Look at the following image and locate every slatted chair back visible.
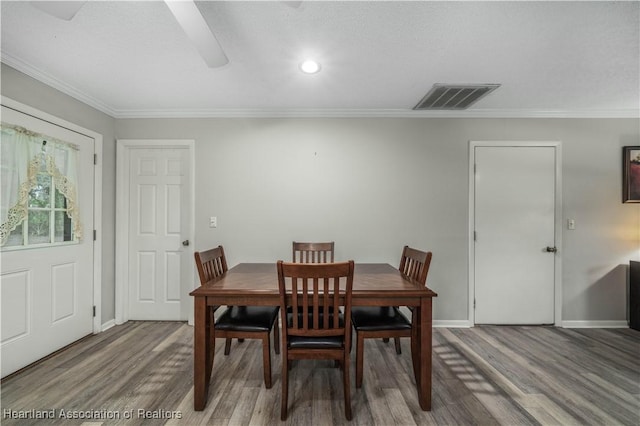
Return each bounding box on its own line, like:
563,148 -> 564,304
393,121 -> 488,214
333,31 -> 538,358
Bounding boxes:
399,245 -> 432,286
194,245 -> 228,284
278,260 -> 353,341
292,241 -> 335,263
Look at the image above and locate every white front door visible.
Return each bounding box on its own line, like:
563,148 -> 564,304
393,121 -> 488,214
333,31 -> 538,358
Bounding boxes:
473,144 -> 558,324
1,105 -> 95,377
122,144 -> 193,321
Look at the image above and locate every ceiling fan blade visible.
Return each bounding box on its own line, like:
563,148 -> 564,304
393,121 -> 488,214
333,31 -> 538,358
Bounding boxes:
164,0 -> 228,68
31,1 -> 87,20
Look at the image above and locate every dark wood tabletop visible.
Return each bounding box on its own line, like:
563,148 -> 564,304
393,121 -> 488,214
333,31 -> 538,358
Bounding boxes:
191,263 -> 436,300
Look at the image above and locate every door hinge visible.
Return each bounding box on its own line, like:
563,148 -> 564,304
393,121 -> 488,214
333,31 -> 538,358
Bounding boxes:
474,163 -> 477,174
93,306 -> 96,317
94,154 -> 97,165
474,299 -> 476,309
93,230 -> 97,241
474,231 -> 477,241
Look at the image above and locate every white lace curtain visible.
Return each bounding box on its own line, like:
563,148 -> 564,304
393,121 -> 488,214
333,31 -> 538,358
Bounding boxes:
0,123 -> 82,246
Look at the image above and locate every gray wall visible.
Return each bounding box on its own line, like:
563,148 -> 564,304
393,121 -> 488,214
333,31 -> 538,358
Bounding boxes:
3,64 -> 639,325
115,117 -> 640,323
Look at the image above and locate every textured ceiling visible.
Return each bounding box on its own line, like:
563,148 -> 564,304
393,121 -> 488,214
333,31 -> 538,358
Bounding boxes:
1,1 -> 639,118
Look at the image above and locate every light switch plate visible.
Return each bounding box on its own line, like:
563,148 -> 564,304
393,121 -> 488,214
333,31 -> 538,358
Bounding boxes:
210,216 -> 217,228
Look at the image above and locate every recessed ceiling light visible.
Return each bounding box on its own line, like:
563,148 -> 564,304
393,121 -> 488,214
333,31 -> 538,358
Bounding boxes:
299,60 -> 321,74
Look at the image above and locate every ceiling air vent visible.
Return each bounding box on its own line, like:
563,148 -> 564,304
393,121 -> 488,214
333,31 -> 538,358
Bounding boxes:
413,84 -> 500,110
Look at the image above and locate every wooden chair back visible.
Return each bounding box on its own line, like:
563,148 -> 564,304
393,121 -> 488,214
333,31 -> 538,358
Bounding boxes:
292,241 -> 335,263
277,260 -> 354,342
399,245 -> 432,285
194,245 -> 228,284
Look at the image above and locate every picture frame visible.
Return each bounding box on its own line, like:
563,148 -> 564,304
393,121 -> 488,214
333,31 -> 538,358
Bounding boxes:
623,146 -> 640,203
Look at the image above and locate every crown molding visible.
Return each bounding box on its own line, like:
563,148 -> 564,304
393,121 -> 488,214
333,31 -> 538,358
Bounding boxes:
1,53 -> 118,117
112,107 -> 640,119
4,56 -> 639,120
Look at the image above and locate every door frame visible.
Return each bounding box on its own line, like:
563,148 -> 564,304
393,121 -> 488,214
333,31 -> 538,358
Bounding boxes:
115,139 -> 195,325
1,96 -> 103,334
468,141 -> 563,327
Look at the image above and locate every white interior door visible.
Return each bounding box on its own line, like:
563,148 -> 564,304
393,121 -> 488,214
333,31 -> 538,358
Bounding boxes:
126,145 -> 192,321
473,145 -> 557,324
1,105 -> 94,377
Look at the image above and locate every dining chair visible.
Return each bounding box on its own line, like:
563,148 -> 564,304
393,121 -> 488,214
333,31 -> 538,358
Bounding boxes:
291,241 -> 336,319
292,241 -> 335,263
277,260 -> 354,421
350,245 -> 432,388
194,245 -> 280,388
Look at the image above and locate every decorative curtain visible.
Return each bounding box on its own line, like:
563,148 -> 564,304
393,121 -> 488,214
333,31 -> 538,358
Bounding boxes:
0,122 -> 82,246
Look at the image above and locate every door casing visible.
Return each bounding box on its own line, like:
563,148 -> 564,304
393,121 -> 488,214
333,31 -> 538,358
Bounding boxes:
468,141 -> 562,327
115,139 -> 195,325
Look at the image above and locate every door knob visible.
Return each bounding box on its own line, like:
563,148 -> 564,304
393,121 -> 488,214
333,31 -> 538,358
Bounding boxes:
545,246 -> 557,253
182,240 -> 190,246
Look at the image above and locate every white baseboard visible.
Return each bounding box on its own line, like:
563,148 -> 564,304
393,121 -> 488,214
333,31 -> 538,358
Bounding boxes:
101,319 -> 116,332
561,320 -> 629,328
433,320 -> 472,328
433,320 -> 629,328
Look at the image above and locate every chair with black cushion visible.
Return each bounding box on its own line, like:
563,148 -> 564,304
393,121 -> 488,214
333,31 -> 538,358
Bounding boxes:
194,246 -> 233,354
277,260 -> 354,421
351,245 -> 432,388
194,246 -> 280,388
292,241 -> 335,263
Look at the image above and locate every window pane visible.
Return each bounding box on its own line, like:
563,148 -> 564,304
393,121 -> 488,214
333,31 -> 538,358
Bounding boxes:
27,210 -> 50,244
28,174 -> 51,208
54,211 -> 73,242
54,188 -> 67,209
5,224 -> 24,247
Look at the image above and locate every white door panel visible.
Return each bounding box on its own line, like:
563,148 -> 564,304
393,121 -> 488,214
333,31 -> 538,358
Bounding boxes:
1,269 -> 30,344
127,147 -> 190,320
474,146 -> 556,324
1,106 -> 94,377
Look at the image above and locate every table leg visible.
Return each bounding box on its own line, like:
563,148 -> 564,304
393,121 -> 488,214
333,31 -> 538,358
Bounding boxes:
194,296 -> 212,410
411,308 -> 419,385
418,296 -> 432,410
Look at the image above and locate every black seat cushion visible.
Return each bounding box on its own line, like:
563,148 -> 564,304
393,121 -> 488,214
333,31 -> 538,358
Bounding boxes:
351,306 -> 411,331
286,311 -> 345,349
215,306 -> 279,332
288,335 -> 344,349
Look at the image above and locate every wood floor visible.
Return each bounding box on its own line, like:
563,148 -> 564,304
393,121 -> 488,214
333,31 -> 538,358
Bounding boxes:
1,321 -> 638,425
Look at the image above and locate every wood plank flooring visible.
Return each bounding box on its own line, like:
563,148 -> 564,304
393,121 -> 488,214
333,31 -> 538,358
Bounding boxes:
1,322 -> 638,425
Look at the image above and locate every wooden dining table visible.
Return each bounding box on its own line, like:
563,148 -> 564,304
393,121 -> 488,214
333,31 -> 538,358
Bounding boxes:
190,262 -> 437,412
